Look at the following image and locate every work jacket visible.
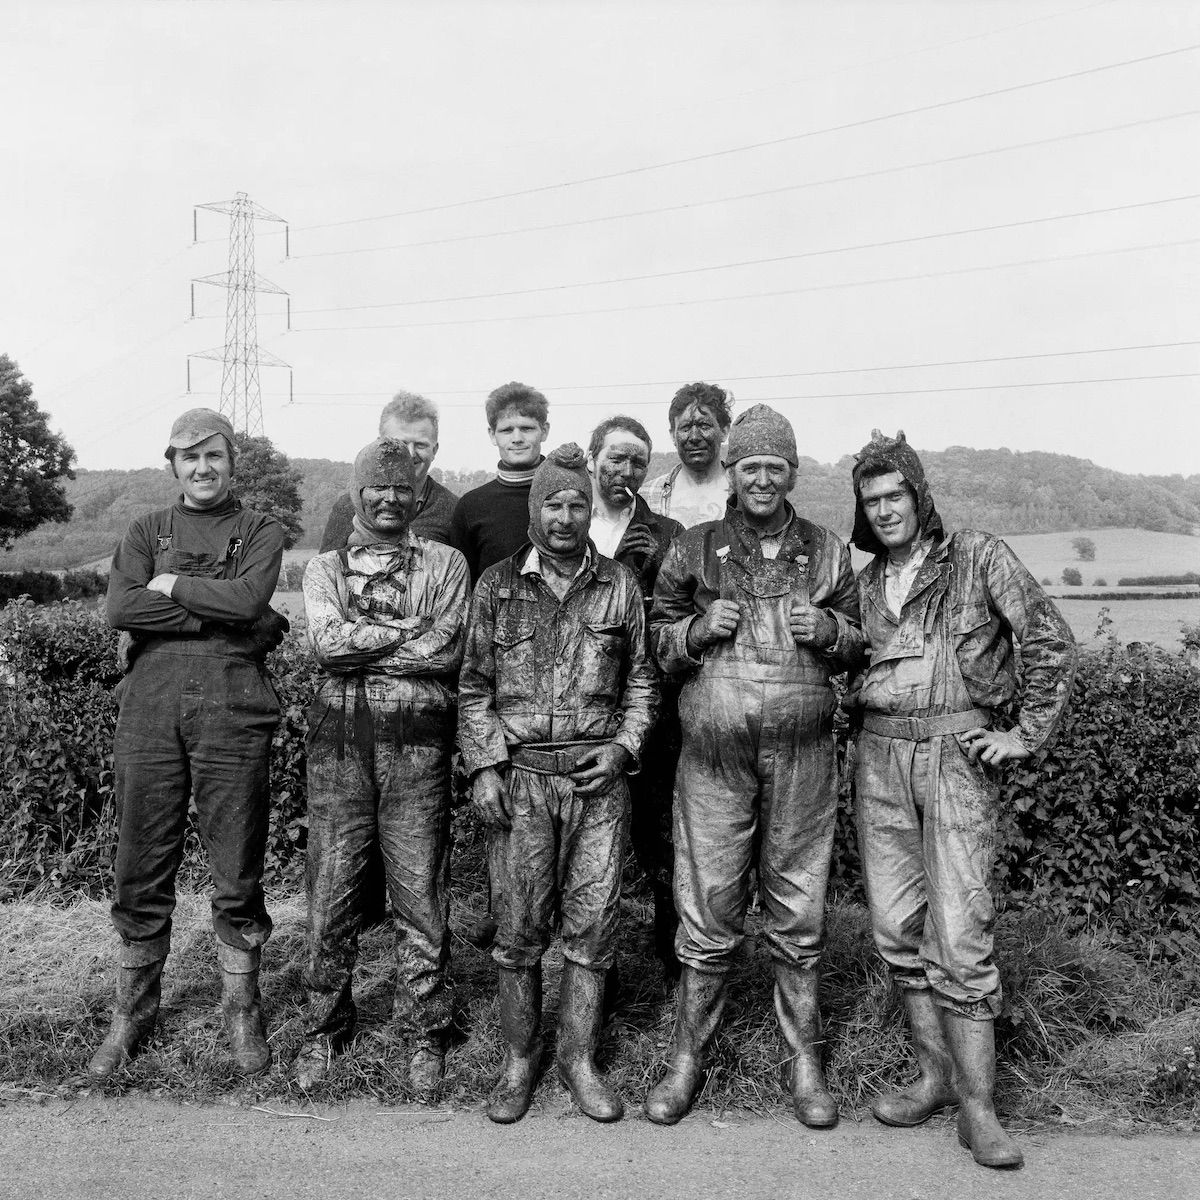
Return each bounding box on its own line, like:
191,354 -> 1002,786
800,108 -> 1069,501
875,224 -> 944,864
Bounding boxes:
855,531 -> 1077,752
457,544 -> 659,775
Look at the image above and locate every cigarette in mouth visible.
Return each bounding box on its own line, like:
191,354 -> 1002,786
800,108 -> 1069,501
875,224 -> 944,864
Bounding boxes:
622,486 -> 636,502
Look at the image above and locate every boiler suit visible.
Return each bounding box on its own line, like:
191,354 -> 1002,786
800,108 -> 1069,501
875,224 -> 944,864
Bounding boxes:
457,545 -> 658,972
106,497 -> 285,959
854,532 -> 1077,1016
301,535 -> 469,1048
649,506 -> 863,973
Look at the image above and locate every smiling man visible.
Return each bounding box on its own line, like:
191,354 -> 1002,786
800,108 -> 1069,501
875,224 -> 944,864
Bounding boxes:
848,430 -> 1077,1170
96,408 -> 286,1082
646,404 -> 863,1129
458,443 -> 658,1125
298,438 -> 469,1098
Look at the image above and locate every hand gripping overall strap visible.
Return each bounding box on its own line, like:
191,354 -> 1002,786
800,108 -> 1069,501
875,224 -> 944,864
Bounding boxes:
861,708 -> 991,740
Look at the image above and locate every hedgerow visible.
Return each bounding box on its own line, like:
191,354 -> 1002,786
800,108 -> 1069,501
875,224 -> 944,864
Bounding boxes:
2,599 -> 1198,943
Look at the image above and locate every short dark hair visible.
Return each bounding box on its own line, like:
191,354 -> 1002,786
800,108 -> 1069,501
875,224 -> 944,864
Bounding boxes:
380,390 -> 439,438
485,381 -> 549,429
854,462 -> 918,505
587,415 -> 652,461
668,382 -> 734,431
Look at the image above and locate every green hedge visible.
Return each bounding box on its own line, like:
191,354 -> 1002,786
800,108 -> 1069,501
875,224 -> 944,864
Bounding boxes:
2,599 -> 1198,939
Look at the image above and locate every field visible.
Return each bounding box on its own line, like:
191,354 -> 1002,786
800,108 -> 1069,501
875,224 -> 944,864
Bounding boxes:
999,528 -> 1200,587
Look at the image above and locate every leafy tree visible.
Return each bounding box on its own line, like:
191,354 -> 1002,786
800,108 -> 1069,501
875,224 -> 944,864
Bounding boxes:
0,355 -> 76,551
233,431 -> 304,549
1071,536 -> 1097,562
1062,567 -> 1083,586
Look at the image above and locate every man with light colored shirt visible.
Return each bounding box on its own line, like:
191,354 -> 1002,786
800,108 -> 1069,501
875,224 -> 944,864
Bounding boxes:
297,438 -> 469,1099
587,414 -> 684,974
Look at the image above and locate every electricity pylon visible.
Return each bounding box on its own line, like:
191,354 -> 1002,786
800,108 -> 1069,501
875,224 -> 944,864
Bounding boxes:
188,192 -> 290,437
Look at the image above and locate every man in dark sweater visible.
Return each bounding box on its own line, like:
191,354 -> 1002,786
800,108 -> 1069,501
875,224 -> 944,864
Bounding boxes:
449,381 -> 550,584
320,391 -> 457,552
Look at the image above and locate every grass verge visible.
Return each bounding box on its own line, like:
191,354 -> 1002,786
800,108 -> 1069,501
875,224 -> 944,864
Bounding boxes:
3,851 -> 1198,1131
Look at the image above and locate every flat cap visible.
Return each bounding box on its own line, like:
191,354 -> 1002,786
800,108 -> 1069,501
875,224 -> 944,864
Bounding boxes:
167,408 -> 235,451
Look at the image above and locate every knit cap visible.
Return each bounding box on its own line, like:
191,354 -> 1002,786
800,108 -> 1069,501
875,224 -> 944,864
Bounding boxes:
351,437 -> 416,523
724,404 -> 798,467
527,443 -> 593,524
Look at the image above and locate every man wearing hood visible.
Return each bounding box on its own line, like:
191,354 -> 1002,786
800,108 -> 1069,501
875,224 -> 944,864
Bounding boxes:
849,430 -> 1077,1170
458,444 -> 658,1125
297,438 -> 470,1097
646,404 -> 863,1130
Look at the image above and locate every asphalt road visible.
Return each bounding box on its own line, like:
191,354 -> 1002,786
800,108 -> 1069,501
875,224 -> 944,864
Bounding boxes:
2,1095 -> 1197,1200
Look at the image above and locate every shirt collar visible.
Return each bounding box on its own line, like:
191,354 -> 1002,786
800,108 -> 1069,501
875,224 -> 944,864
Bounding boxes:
522,543 -> 593,580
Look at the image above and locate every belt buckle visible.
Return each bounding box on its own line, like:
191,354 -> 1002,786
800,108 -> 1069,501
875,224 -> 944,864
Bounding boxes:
906,716 -> 924,740
554,749 -> 572,774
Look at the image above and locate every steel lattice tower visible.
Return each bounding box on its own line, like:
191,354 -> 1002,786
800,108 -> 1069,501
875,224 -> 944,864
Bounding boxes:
188,192 -> 290,437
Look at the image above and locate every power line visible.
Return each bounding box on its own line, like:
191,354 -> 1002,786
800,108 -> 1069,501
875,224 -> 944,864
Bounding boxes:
198,370 -> 1200,411
293,238 -> 1200,332
279,194 -> 1198,315
198,339 -> 1200,403
291,108 -> 1200,260
293,36 -> 1193,235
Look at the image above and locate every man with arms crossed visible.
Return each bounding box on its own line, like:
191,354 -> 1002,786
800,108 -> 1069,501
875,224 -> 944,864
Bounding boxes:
298,438 -> 469,1097
647,404 -> 863,1128
849,430 -> 1077,1169
459,445 -> 657,1125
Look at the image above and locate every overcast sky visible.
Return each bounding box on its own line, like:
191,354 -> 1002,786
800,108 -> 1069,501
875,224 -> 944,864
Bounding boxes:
5,0 -> 1199,477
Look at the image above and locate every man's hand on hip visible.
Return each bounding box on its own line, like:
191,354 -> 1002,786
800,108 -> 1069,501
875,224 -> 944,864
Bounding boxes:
960,727 -> 1030,767
471,766 -> 512,829
570,743 -> 631,798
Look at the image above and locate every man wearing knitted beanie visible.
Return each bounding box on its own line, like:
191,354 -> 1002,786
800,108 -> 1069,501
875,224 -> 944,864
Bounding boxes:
646,404 -> 864,1130
848,431 -> 1077,1169
459,444 -> 659,1125
297,438 -> 471,1099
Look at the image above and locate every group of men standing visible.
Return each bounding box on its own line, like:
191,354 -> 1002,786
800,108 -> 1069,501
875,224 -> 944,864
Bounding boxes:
93,379 -> 1077,1171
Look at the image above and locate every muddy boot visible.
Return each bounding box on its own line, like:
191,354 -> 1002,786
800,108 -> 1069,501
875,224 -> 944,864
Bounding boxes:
218,943 -> 271,1076
87,939 -> 168,1082
408,1041 -> 446,1101
942,1011 -> 1024,1169
652,885 -> 681,981
294,1035 -> 337,1091
774,964 -> 838,1129
872,990 -> 958,1127
557,960 -> 623,1123
487,965 -> 543,1124
644,967 -> 727,1126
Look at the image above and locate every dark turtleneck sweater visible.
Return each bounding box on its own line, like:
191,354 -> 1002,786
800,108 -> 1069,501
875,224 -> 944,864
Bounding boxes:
106,494 -> 284,635
449,458 -> 543,584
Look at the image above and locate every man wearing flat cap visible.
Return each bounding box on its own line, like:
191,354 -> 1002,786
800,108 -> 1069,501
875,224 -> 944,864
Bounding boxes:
848,431 -> 1077,1169
646,403 -> 863,1129
458,444 -> 658,1125
296,438 -> 470,1097
93,408 -> 287,1082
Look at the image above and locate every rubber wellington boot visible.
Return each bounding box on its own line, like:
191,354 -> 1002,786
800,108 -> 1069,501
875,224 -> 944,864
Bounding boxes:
487,965 -> 543,1124
644,967 -> 727,1125
872,990 -> 958,1127
218,943 -> 271,1076
557,960 -> 623,1122
88,945 -> 167,1082
407,1041 -> 446,1100
942,1011 -> 1024,1169
774,964 -> 838,1129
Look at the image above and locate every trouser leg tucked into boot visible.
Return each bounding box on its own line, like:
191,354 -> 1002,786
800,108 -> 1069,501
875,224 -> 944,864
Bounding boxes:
942,1011 -> 1023,1169
487,965 -> 543,1124
872,989 -> 958,1127
774,964 -> 838,1129
218,942 -> 271,1076
644,967 -> 727,1126
557,960 -> 623,1122
88,938 -> 168,1082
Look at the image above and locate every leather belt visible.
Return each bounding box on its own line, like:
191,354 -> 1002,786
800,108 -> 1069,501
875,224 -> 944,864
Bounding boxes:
861,708 -> 991,740
509,742 -> 605,775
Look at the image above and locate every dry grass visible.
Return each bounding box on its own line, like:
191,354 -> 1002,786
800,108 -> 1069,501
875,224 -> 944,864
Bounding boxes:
3,866 -> 1198,1129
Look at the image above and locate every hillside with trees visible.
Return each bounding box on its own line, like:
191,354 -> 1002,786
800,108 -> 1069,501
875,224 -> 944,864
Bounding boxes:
3,445 -> 1197,571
